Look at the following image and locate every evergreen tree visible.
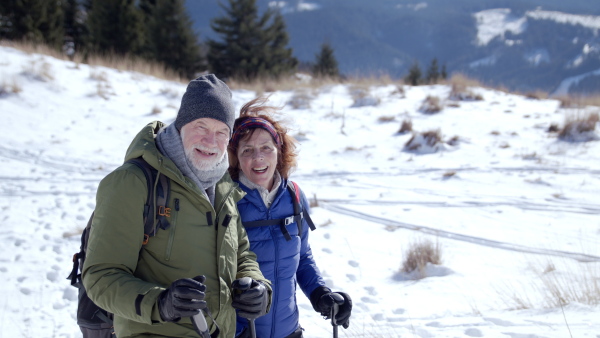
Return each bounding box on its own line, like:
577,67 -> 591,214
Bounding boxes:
85,0 -> 144,55
426,58 -> 440,84
139,0 -> 204,79
263,12 -> 298,78
0,0 -> 64,49
312,41 -> 339,79
207,0 -> 297,80
405,61 -> 422,86
441,63 -> 448,80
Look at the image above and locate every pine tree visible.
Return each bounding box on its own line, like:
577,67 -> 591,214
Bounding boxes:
207,0 -> 297,80
405,61 -> 422,86
139,0 -> 204,79
312,42 -> 339,79
441,63 -> 448,80
0,0 -> 64,49
262,12 -> 298,78
426,58 -> 440,84
85,0 -> 144,55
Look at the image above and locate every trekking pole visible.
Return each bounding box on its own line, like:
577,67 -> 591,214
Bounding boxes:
235,277 -> 256,338
330,293 -> 344,338
191,310 -> 211,338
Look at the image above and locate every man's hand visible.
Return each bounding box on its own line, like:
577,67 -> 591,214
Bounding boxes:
158,275 -> 207,322
231,278 -> 269,319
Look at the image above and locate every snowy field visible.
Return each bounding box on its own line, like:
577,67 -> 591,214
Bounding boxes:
1,45 -> 599,337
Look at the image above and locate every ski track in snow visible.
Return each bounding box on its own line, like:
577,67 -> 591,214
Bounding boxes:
322,203 -> 600,263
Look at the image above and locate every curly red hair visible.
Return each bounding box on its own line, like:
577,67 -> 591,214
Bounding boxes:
228,96 -> 298,180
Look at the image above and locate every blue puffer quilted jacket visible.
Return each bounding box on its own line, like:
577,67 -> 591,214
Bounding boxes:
234,178 -> 327,338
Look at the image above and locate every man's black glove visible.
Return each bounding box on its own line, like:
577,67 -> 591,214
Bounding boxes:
158,275 -> 207,322
310,286 -> 352,329
231,278 -> 269,319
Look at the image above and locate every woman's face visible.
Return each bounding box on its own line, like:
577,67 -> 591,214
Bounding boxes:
237,129 -> 278,190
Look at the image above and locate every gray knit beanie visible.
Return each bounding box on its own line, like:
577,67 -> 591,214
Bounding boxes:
175,74 -> 235,132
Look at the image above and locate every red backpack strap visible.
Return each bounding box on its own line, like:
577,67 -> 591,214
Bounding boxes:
288,181 -> 316,232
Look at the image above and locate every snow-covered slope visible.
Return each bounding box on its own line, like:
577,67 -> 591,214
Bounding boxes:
1,46 -> 599,337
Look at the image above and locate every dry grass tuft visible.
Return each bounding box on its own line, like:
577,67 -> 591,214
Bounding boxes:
448,73 -> 484,101
349,84 -> 380,107
404,129 -> 444,152
524,90 -> 548,100
419,95 -> 443,114
287,89 -> 314,109
398,119 -> 413,134
0,77 -> 23,96
558,111 -> 599,142
1,40 -> 183,82
378,115 -> 396,123
401,238 -> 442,279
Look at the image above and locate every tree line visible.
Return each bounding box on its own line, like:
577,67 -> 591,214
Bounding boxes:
0,0 -> 340,81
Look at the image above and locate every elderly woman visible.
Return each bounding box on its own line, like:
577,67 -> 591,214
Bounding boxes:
228,97 -> 352,338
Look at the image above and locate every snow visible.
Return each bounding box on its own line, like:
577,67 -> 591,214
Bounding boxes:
1,45 -> 600,337
474,8 -> 600,46
552,67 -> 600,96
473,9 -> 527,46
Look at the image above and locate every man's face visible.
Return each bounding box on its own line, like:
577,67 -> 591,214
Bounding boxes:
180,118 -> 229,171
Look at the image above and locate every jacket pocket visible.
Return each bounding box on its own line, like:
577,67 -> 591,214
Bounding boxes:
164,198 -> 179,261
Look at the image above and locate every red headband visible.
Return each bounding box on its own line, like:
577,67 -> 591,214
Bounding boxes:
231,117 -> 281,146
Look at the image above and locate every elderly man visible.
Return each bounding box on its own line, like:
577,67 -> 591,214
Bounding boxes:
83,74 -> 270,338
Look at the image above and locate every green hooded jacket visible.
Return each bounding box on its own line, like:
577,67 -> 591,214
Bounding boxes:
83,121 -> 271,338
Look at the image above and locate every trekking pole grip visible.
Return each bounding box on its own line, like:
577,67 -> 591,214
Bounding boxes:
330,293 -> 344,338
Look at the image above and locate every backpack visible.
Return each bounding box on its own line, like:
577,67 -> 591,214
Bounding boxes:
67,157 -> 171,338
242,181 -> 316,240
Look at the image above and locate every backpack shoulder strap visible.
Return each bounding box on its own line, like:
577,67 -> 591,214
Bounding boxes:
242,181 -> 315,241
125,157 -> 171,244
287,181 -> 316,232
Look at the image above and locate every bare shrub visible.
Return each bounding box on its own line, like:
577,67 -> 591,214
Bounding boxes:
558,111 -> 599,142
547,123 -> 560,132
448,74 -> 484,101
401,238 -> 442,279
419,95 -> 443,114
398,119 -> 413,134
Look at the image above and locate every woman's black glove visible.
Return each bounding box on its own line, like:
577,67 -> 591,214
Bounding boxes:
231,278 -> 269,319
310,286 -> 352,329
158,275 -> 207,322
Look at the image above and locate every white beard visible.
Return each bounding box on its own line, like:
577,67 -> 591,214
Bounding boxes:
185,144 -> 225,171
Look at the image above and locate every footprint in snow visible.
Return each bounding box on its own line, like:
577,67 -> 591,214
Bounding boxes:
322,248 -> 332,254
484,317 -> 514,326
465,328 -> 483,337
371,313 -> 384,321
346,274 -> 356,282
360,296 -> 378,304
348,260 -> 359,267
364,286 -> 377,296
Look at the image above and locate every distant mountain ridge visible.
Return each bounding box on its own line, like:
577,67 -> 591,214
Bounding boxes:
186,0 -> 600,95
